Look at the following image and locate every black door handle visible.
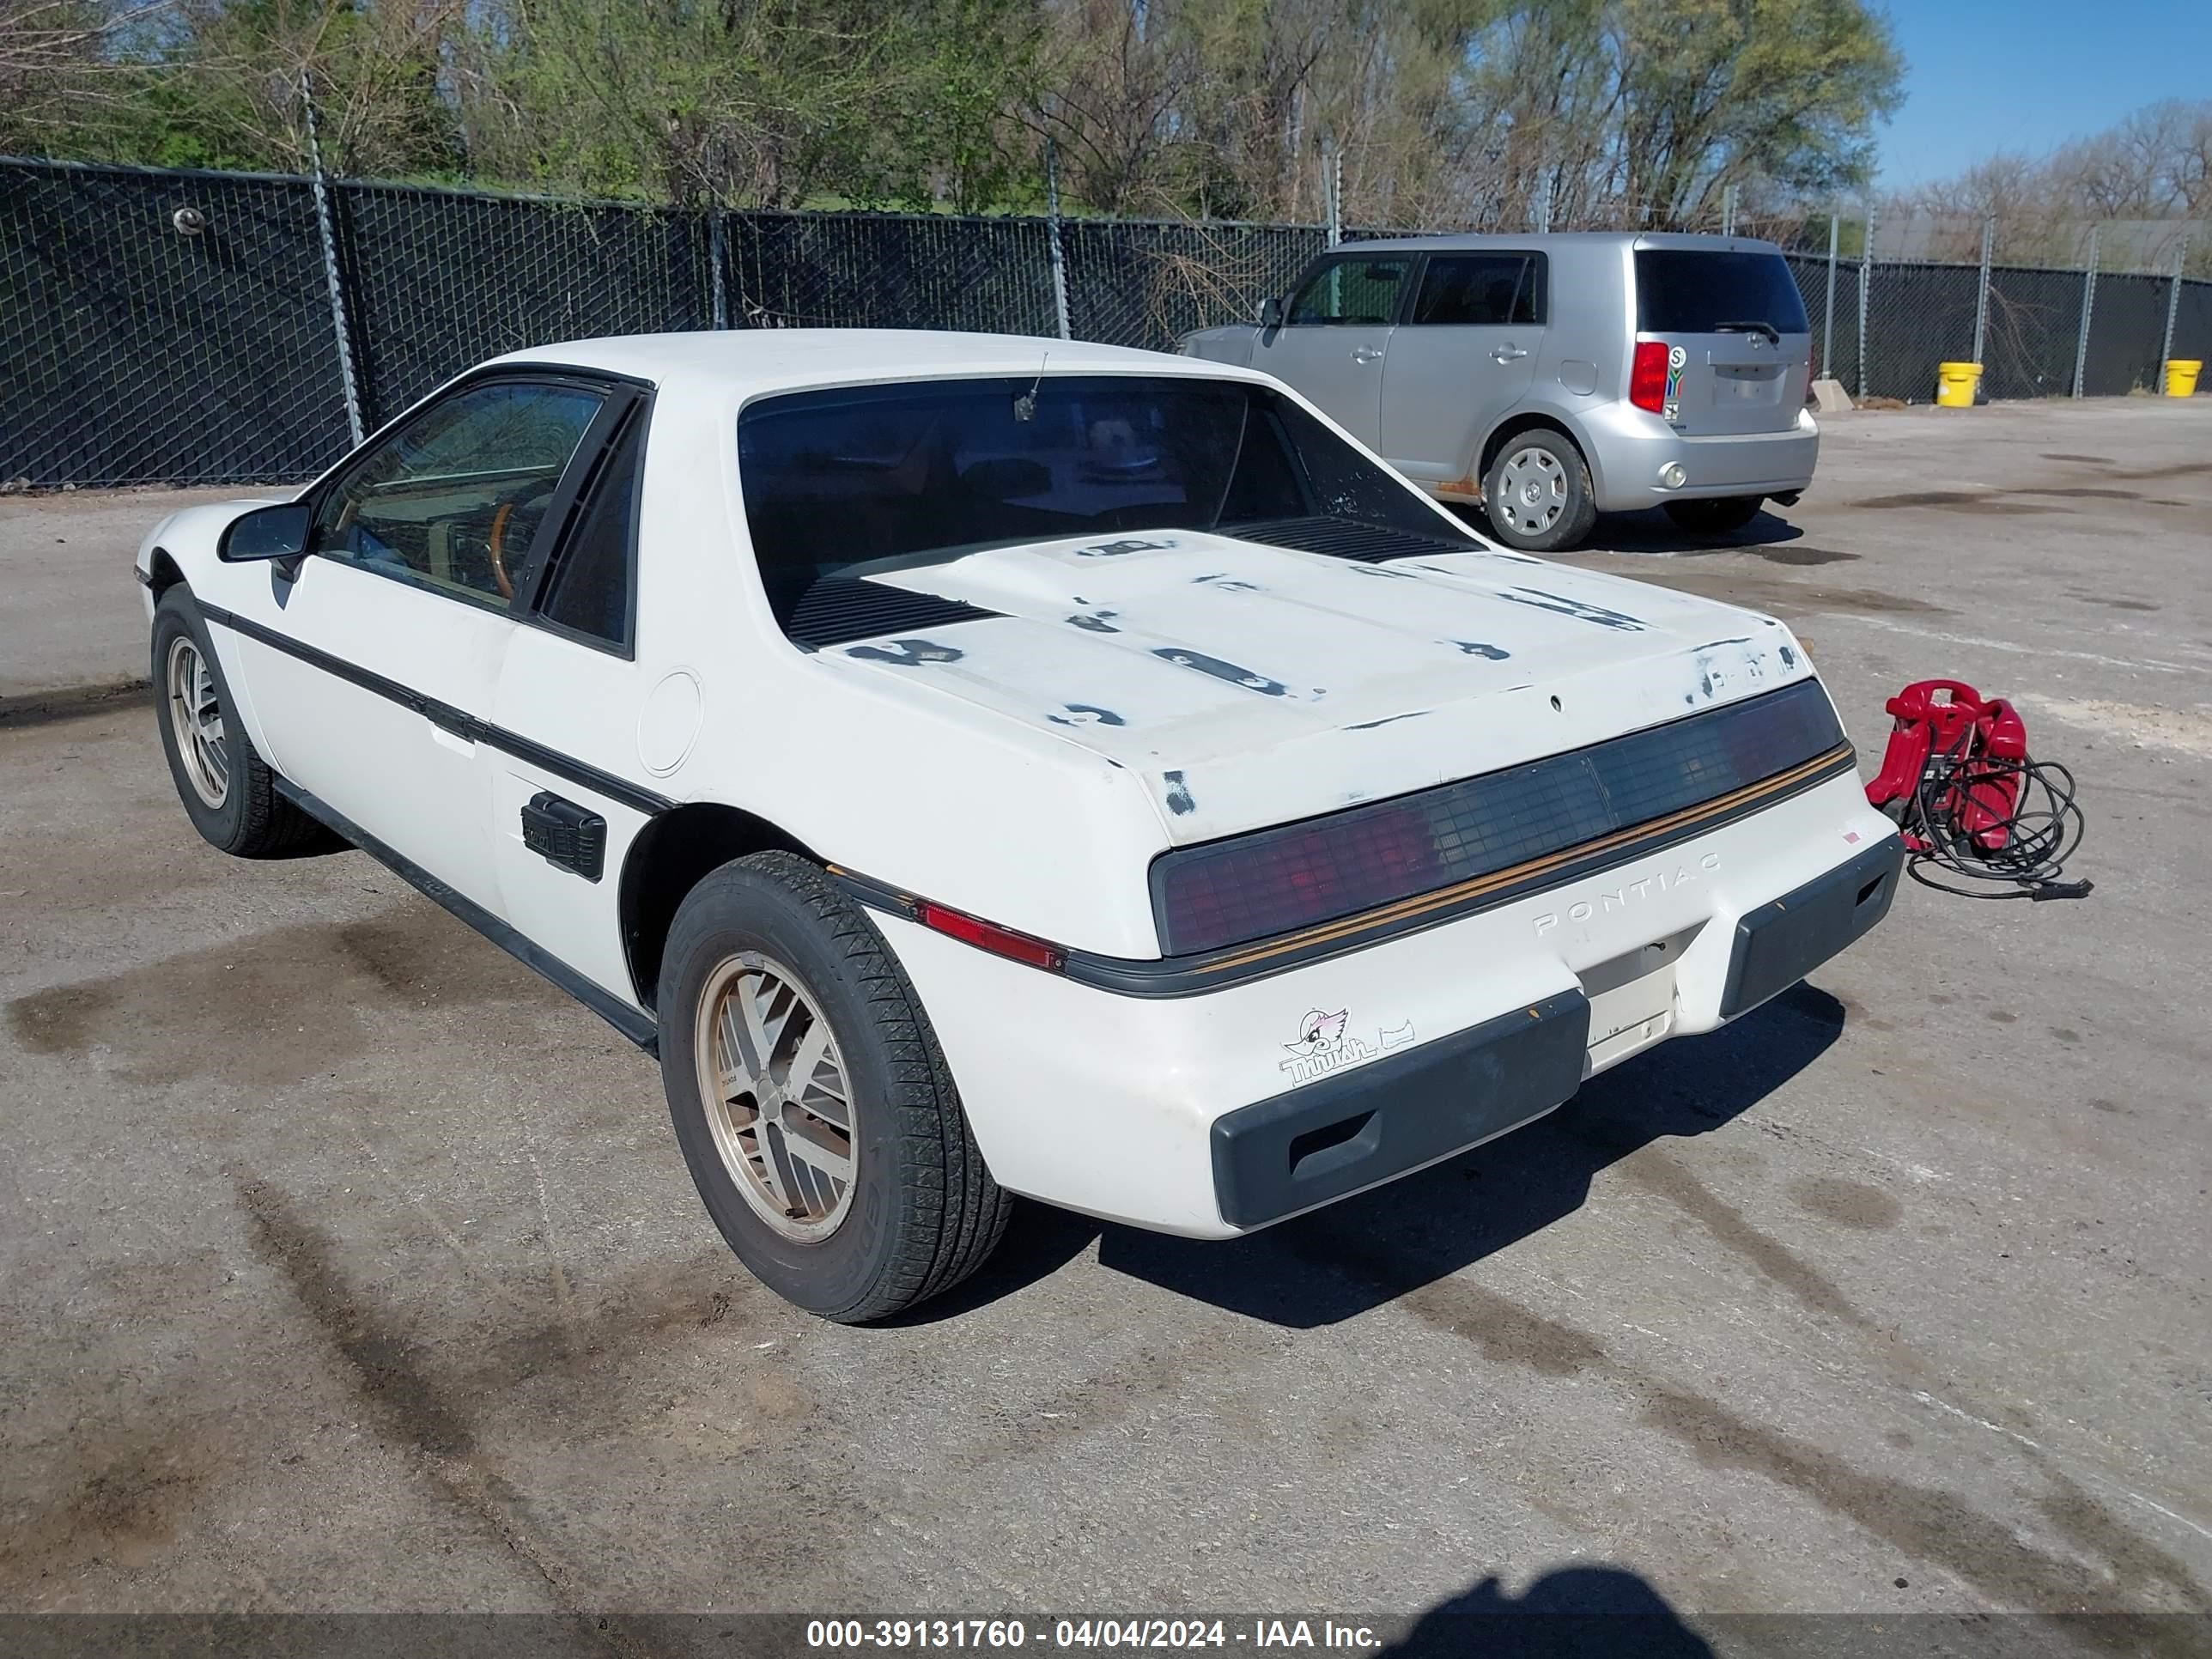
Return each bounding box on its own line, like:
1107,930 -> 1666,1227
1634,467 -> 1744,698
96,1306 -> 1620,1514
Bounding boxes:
520,792 -> 606,881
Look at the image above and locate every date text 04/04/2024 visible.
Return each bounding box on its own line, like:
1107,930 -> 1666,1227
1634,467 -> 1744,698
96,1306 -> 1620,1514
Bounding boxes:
805,1621 -> 1382,1650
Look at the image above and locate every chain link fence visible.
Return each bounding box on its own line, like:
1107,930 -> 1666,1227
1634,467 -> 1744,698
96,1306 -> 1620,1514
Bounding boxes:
4,155 -> 2209,489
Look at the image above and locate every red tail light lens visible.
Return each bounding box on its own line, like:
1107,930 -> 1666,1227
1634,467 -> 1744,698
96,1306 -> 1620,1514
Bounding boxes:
1630,340 -> 1669,413
1153,799 -> 1444,957
916,901 -> 1066,973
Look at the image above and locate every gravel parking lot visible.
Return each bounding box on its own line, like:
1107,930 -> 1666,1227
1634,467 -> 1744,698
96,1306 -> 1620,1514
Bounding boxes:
3,398 -> 2209,1648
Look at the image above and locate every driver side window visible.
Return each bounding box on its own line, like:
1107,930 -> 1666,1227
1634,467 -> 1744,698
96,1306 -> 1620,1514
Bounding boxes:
313,381 -> 605,609
1285,257 -> 1412,326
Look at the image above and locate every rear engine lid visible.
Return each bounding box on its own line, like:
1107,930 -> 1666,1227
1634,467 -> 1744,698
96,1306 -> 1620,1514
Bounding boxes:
817,526 -> 1817,845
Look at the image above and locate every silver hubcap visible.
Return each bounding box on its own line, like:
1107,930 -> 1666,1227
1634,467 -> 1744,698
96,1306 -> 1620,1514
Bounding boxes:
1496,446 -> 1567,536
695,953 -> 856,1243
165,635 -> 228,808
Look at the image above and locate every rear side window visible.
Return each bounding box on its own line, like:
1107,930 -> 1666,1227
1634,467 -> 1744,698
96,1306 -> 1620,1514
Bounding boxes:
1286,257 -> 1413,326
1413,254 -> 1542,326
534,409 -> 642,650
1634,250 -> 1809,334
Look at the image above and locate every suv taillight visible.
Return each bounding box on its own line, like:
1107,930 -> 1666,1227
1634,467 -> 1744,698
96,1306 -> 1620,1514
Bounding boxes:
1630,341 -> 1669,413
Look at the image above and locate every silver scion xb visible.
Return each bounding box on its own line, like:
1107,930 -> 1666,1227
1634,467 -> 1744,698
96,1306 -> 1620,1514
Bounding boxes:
1178,232 -> 1820,552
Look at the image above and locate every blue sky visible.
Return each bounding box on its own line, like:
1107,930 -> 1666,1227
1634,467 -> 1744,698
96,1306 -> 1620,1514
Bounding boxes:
1877,1 -> 2212,187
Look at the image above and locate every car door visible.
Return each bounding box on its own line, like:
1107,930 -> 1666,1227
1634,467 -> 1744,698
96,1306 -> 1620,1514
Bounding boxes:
1249,252 -> 1415,449
485,396 -> 664,1006
1381,251 -> 1547,489
236,375 -> 613,914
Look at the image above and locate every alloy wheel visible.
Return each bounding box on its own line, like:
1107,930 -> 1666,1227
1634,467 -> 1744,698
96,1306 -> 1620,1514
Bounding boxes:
165,635 -> 229,809
693,952 -> 857,1242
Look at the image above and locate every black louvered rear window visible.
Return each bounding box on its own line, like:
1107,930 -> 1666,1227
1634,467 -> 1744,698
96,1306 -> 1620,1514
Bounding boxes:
1226,514 -> 1480,564
784,578 -> 1003,649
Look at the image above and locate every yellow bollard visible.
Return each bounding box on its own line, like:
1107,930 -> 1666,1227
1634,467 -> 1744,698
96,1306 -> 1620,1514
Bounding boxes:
2166,360 -> 2202,398
1935,362 -> 1983,407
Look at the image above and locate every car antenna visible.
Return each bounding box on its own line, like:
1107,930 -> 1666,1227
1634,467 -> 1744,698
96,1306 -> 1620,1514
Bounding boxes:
1013,349 -> 1050,422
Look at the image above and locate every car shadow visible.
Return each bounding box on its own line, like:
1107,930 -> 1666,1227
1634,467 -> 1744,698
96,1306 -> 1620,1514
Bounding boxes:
1381,1563 -> 1717,1657
1586,507 -> 1807,556
911,982 -> 1845,1328
1443,501 -> 1805,557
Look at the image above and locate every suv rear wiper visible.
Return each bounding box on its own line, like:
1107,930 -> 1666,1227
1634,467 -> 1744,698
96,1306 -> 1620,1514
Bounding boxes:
1714,319 -> 1783,346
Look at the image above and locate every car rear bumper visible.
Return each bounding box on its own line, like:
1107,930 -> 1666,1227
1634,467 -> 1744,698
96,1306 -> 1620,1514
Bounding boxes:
872,769 -> 1900,1237
1585,406 -> 1820,509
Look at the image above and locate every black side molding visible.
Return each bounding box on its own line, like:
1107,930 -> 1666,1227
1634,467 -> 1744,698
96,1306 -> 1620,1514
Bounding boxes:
274,779 -> 659,1054
1720,836 -> 1904,1018
1210,988 -> 1591,1229
197,599 -> 676,818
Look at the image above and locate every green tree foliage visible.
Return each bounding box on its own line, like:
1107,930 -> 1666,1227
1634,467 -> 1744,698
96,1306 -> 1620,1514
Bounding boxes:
12,1 -> 462,175
454,0 -> 1042,207
9,0 -> 1903,228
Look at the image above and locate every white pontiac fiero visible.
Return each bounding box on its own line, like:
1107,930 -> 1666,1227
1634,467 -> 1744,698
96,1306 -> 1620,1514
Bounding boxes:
138,331 -> 1901,1320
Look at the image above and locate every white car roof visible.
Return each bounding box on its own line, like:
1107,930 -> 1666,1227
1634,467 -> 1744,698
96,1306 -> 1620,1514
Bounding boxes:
484,329 -> 1260,399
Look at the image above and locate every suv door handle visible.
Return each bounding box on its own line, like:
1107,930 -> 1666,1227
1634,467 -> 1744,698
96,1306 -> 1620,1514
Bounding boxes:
1492,345 -> 1529,363
1352,346 -> 1385,363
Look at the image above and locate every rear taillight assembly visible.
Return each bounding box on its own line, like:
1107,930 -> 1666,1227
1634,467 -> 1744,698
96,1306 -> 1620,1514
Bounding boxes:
1629,340 -> 1670,413
1152,798 -> 1445,957
1149,679 -> 1848,959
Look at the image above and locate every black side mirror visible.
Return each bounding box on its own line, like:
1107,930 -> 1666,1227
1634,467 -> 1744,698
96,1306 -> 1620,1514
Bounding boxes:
219,501 -> 312,562
1258,295 -> 1283,329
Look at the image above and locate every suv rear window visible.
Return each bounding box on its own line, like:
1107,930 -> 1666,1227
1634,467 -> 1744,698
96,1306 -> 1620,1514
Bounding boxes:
738,375 -> 1463,631
1634,249 -> 1809,335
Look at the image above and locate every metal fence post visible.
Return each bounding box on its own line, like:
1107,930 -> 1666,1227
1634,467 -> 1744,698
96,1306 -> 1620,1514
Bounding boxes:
1324,140 -> 1342,248
1971,213 -> 1993,366
300,73 -> 365,446
1821,212 -> 1838,380
1856,202 -> 1874,402
2159,234 -> 2189,392
2072,223 -> 2099,399
708,207 -> 728,329
1043,139 -> 1072,342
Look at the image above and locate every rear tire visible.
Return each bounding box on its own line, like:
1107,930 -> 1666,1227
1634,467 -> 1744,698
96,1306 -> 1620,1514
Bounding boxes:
1663,495 -> 1765,537
1482,432 -> 1598,552
657,852 -> 1011,1322
152,587 -> 336,859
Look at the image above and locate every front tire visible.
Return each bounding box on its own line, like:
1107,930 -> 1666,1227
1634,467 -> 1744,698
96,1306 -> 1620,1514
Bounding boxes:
1482,432 -> 1599,551
657,852 -> 1010,1322
151,587 -> 334,859
1663,495 -> 1765,537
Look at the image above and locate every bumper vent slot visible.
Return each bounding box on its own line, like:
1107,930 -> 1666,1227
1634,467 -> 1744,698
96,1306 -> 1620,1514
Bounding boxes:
1287,1111 -> 1376,1179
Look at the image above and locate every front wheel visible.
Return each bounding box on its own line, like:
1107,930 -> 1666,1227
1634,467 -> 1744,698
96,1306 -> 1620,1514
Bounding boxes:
1663,495 -> 1765,537
657,852 -> 1011,1322
1482,433 -> 1598,551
